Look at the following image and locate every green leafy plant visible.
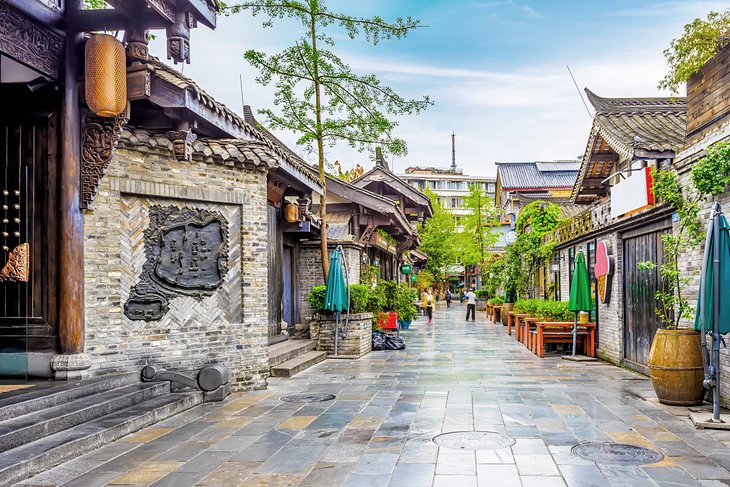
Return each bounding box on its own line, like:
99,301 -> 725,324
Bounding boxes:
513,299 -> 529,314
658,10 -> 730,94
349,284 -> 370,314
488,296 -> 504,307
482,254 -> 506,300
226,0 -> 431,280
393,283 -> 418,322
418,189 -> 458,282
415,268 -> 435,292
376,228 -> 398,248
637,168 -> 705,329
691,141 -> 730,195
360,263 -> 380,287
456,185 -> 502,268
475,289 -> 490,299
307,285 -> 327,311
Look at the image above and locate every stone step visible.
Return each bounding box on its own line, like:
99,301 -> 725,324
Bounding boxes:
0,382 -> 169,454
0,391 -> 203,487
270,351 -> 327,378
0,373 -> 140,422
268,339 -> 317,368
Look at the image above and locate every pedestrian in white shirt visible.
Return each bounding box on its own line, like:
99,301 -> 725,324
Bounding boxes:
465,288 -> 477,321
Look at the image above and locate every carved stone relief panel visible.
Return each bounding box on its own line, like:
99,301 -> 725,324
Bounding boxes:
125,206 -> 229,321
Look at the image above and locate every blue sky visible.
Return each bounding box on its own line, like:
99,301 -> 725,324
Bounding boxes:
148,1 -> 724,176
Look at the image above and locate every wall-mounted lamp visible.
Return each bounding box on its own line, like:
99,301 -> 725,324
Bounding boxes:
373,257 -> 381,267
361,253 -> 369,265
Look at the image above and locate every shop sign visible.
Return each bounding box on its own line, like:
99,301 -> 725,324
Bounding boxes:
411,274 -> 417,283
610,167 -> 655,218
505,231 -> 518,245
400,264 -> 412,274
594,240 -> 614,304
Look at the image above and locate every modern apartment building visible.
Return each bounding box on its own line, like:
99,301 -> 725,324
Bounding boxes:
398,166 -> 497,228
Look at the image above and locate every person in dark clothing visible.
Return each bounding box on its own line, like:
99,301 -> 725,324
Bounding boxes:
465,288 -> 477,321
445,290 -> 452,308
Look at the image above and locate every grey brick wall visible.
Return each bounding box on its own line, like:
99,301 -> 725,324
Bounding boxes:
84,143 -> 270,392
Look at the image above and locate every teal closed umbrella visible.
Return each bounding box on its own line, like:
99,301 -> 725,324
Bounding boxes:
324,250 -> 348,313
695,204 -> 730,422
324,248 -> 350,356
568,250 -> 592,355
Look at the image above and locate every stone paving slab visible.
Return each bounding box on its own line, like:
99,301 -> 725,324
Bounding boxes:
15,304 -> 730,486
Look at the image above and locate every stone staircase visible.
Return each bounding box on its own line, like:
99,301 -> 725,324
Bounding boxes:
0,373 -> 203,486
268,339 -> 326,378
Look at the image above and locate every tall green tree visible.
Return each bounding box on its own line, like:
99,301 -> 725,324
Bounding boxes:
418,190 -> 457,283
458,184 -> 501,267
226,0 -> 432,279
505,201 -> 562,299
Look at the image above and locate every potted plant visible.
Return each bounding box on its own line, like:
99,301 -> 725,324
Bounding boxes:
394,284 -> 418,330
638,168 -> 707,406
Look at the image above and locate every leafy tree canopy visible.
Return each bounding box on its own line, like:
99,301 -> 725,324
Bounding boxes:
457,185 -> 501,267
659,10 -> 730,94
418,189 -> 457,278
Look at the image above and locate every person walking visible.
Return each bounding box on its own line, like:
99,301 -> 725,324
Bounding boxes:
423,288 -> 434,324
465,287 -> 477,321
445,290 -> 452,308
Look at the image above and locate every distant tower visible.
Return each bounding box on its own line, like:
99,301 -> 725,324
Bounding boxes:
451,132 -> 456,171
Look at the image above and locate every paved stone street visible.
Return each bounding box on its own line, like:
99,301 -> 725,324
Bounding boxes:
17,304 -> 730,487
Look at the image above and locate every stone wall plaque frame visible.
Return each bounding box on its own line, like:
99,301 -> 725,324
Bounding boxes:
125,205 -> 229,321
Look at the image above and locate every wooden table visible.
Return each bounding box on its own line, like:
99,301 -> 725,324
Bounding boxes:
532,322 -> 596,358
492,305 -> 503,324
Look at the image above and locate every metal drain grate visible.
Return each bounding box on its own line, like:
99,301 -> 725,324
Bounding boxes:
571,442 -> 664,465
280,393 -> 336,403
433,431 -> 516,451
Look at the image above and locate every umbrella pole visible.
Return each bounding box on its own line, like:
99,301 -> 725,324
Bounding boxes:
334,311 -> 339,357
712,203 -> 722,423
700,214 -> 713,392
572,312 -> 577,356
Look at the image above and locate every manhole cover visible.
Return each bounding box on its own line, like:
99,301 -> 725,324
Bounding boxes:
433,431 -> 515,451
571,442 -> 664,465
280,393 -> 336,403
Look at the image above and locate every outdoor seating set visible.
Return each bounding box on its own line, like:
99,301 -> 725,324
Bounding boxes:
489,298 -> 596,358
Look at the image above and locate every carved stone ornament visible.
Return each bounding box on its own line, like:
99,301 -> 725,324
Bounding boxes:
0,243 -> 29,283
0,2 -> 63,79
167,129 -> 197,161
81,109 -> 129,210
125,206 -> 229,322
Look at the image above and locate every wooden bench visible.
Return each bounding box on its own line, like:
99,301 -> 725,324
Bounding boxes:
523,317 -> 539,349
514,314 -> 528,342
486,303 -> 493,319
506,311 -> 516,336
530,322 -> 596,358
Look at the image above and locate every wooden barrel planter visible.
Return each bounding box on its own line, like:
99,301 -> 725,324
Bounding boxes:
648,329 -> 705,406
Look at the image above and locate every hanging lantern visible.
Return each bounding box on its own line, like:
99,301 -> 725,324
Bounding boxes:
284,202 -> 299,223
85,34 -> 127,117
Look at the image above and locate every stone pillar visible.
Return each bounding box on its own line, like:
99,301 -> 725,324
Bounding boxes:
52,6 -> 90,380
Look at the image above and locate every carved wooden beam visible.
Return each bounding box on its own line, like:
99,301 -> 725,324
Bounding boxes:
0,2 -> 63,79
81,108 -> 129,210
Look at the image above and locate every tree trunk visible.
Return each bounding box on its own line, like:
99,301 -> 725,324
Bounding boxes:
310,6 -> 329,282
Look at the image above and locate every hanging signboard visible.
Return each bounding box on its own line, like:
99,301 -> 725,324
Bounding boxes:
610,167 -> 655,219
400,264 -> 412,274
411,274 -> 417,283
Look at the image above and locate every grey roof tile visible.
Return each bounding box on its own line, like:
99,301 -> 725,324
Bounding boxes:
496,161 -> 579,189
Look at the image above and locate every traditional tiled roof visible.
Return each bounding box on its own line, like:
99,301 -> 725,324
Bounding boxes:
147,58 -> 322,190
571,90 -> 687,202
118,127 -> 278,169
496,161 -> 579,190
584,89 -> 687,158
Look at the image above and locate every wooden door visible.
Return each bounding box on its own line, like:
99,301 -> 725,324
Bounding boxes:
622,225 -> 669,373
0,89 -> 59,377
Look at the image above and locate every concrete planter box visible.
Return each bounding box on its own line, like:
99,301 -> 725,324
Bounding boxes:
316,312 -> 373,359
